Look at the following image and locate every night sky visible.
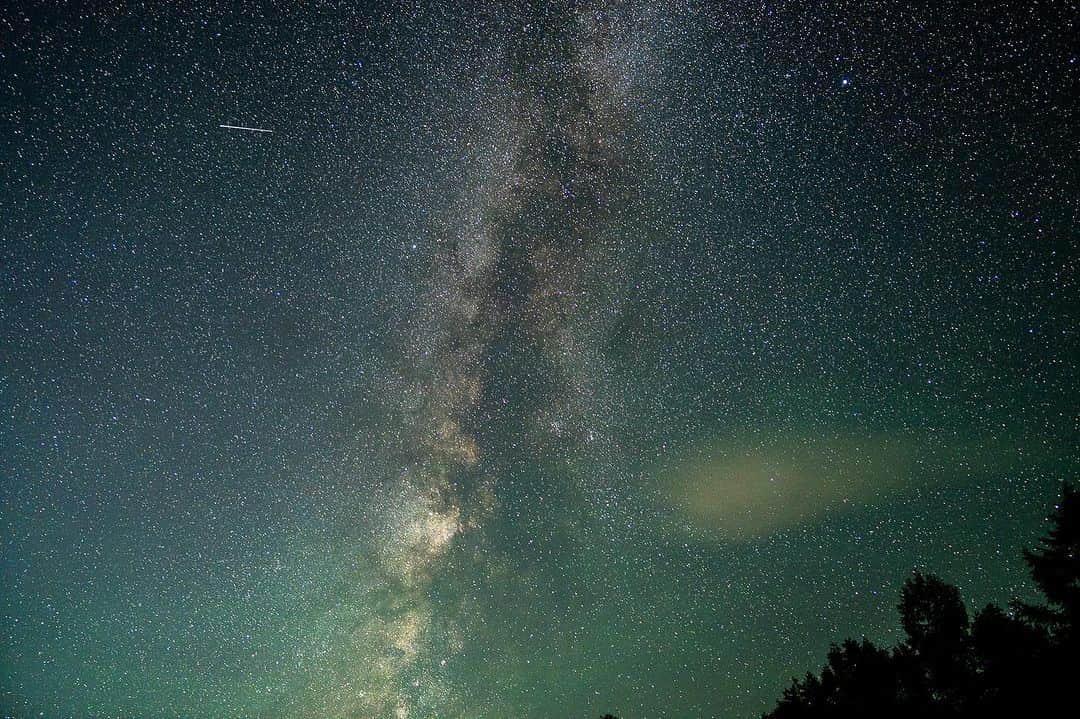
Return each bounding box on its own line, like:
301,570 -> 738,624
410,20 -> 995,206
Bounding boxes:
2,1 -> 1078,717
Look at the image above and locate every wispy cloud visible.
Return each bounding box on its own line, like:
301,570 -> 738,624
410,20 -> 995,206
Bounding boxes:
661,430 -> 1046,539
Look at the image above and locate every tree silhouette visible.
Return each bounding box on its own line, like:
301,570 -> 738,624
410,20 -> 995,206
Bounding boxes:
768,638 -> 903,719
1018,482 -> 1080,640
898,572 -> 968,652
895,571 -> 973,709
763,482 -> 1078,718
968,602 -> 1050,713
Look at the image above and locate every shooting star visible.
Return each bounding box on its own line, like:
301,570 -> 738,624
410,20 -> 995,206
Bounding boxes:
219,124 -> 273,133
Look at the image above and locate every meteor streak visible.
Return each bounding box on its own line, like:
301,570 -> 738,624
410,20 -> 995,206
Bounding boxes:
218,124 -> 273,133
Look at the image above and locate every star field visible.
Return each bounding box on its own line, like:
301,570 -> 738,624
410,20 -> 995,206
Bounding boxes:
2,1 -> 1078,718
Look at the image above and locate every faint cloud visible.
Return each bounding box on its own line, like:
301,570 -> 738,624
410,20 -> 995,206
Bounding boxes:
662,430 -> 1036,539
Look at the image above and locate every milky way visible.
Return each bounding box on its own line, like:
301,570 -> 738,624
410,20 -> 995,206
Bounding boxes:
328,6 -> 675,714
2,1 -> 1078,718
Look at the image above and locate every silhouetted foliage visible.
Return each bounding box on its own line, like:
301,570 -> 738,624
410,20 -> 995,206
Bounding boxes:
1018,483 -> 1080,640
763,482 -> 1079,718
896,571 -> 973,710
769,639 -> 904,719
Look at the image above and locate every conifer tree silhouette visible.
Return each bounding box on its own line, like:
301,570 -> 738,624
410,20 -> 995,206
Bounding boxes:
1018,483 -> 1080,640
762,482 -> 1078,718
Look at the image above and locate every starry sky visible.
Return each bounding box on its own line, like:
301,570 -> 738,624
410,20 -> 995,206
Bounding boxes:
1,1 -> 1078,717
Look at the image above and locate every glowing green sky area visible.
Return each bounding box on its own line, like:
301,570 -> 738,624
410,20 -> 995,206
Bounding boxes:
2,2 -> 1077,717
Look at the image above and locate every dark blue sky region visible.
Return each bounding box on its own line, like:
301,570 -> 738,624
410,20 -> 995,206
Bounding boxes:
2,1 -> 1078,717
